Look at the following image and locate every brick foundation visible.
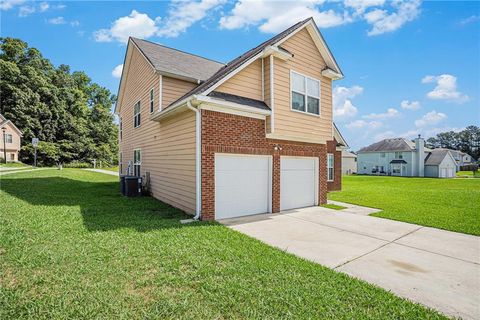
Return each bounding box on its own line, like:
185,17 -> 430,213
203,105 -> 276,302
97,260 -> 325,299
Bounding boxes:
201,110 -> 329,220
326,139 -> 342,191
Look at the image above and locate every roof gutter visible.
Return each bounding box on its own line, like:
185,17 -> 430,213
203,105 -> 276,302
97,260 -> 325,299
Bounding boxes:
322,68 -> 343,80
155,70 -> 202,84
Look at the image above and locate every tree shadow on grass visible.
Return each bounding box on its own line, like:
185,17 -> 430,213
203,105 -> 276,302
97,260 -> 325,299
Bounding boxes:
1,176 -> 202,232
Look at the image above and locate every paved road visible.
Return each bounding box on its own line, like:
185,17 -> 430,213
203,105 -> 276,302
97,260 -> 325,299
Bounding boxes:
221,204 -> 480,319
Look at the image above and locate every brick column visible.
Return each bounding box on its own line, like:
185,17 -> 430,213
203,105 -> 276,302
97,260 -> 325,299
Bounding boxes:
272,154 -> 281,213
319,144 -> 328,204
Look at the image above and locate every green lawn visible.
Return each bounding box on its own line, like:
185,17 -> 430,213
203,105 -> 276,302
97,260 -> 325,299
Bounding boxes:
456,170 -> 479,178
321,203 -> 347,210
329,175 -> 480,235
0,162 -> 29,168
0,169 -> 444,319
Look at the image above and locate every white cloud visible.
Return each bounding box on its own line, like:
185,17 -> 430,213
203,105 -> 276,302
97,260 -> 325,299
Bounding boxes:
332,85 -> 363,119
18,4 -> 34,16
344,0 -> 385,14
70,20 -> 80,27
422,74 -> 469,103
112,64 -> 123,78
364,0 -> 421,36
414,110 -> 447,128
458,15 -> 480,26
0,0 -> 25,10
374,130 -> 396,141
39,1 -> 49,12
220,0 -> 351,33
363,108 -> 399,119
158,0 -> 226,37
48,16 -> 66,25
400,100 -> 420,110
346,119 -> 383,130
94,10 -> 161,43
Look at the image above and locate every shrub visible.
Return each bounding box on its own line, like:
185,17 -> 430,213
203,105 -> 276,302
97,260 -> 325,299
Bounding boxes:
63,161 -> 92,169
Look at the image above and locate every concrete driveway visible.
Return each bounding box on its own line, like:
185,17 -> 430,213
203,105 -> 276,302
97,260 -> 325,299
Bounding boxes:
221,205 -> 480,319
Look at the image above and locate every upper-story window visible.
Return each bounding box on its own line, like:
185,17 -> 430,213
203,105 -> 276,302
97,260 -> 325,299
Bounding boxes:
291,71 -> 320,115
5,134 -> 12,144
134,101 -> 141,128
380,152 -> 386,158
150,88 -> 154,113
394,152 -> 403,159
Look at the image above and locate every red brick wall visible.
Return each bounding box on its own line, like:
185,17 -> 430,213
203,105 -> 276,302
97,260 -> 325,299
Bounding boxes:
326,139 -> 342,191
201,110 -> 328,220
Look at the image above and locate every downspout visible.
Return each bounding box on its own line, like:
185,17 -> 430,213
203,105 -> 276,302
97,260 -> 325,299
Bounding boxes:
187,101 -> 201,220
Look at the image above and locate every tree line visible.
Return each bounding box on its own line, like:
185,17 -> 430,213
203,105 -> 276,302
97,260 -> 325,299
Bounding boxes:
426,126 -> 480,161
0,37 -> 118,166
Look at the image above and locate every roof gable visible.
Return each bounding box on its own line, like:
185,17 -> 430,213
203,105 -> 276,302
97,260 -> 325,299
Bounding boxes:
166,17 -> 343,109
0,118 -> 23,136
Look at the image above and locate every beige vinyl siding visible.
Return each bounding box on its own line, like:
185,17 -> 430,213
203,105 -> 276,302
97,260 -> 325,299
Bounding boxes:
264,58 -> 272,133
271,28 -> 333,143
119,45 -> 196,214
216,59 -> 263,101
162,76 -> 197,108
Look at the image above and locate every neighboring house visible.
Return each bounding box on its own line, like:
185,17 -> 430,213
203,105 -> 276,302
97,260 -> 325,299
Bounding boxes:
435,148 -> 476,170
116,18 -> 345,220
0,114 -> 23,162
357,136 -> 457,178
342,151 -> 357,175
424,149 -> 457,178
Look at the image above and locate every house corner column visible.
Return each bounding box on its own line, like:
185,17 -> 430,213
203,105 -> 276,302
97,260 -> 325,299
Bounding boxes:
319,145 -> 328,205
272,153 -> 280,213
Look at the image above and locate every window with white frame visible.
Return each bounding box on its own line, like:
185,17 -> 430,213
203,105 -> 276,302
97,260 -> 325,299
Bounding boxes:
119,118 -> 122,141
380,152 -> 386,158
133,149 -> 141,176
5,134 -> 12,144
291,71 -> 320,115
119,152 -> 123,174
327,153 -> 334,181
149,88 -> 154,113
394,152 -> 403,159
134,101 -> 141,128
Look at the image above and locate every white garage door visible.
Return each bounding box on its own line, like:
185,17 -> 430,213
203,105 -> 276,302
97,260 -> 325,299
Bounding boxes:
280,157 -> 318,211
440,167 -> 454,178
215,154 -> 271,219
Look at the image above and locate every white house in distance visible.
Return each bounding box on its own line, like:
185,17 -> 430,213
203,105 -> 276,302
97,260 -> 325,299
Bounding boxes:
341,150 -> 357,175
357,135 -> 457,178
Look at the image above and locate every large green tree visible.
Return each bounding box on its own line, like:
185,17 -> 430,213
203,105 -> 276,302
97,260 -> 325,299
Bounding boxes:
0,37 -> 118,166
426,126 -> 480,161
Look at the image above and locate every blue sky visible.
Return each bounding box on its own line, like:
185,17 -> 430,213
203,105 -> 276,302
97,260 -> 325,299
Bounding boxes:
1,0 -> 479,150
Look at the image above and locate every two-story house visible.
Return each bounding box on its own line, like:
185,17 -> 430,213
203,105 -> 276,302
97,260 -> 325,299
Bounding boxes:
357,136 -> 458,178
0,114 -> 23,162
116,18 -> 346,220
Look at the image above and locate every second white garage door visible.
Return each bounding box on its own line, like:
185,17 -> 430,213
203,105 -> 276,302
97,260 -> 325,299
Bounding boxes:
215,154 -> 271,219
280,157 -> 318,211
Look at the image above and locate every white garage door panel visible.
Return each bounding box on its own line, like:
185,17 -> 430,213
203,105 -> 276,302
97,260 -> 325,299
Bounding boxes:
280,157 -> 317,211
215,155 -> 271,219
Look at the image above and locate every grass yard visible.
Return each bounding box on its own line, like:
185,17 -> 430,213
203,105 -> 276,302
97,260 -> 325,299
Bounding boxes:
329,175 -> 480,235
0,169 -> 445,319
100,166 -> 119,173
321,203 -> 347,210
456,170 -> 479,178
0,162 -> 29,168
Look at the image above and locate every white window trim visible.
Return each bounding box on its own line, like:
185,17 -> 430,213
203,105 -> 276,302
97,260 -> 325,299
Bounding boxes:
149,88 -> 155,114
133,149 -> 142,176
290,70 -> 321,117
327,153 -> 334,182
133,100 -> 141,128
6,133 -> 13,144
158,75 -> 163,111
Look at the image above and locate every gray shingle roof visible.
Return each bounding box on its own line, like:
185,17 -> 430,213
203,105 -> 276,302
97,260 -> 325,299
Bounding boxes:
425,149 -> 450,166
358,138 -> 414,153
208,91 -> 270,111
131,38 -> 224,81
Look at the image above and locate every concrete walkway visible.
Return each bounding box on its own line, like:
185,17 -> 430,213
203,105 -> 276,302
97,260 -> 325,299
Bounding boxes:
83,168 -> 119,176
221,206 -> 480,319
0,166 -> 32,172
0,168 -> 50,176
